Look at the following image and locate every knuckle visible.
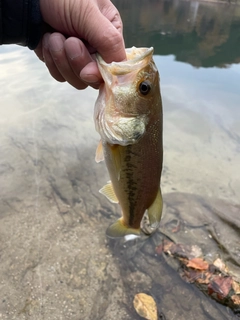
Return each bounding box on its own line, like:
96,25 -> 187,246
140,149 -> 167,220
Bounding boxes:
102,27 -> 122,50
102,5 -> 123,32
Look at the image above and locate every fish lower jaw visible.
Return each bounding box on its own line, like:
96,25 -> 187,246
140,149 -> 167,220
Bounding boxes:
99,114 -> 147,146
101,130 -> 142,147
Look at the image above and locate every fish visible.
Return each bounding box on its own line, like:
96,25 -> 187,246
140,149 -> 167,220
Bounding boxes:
94,46 -> 163,238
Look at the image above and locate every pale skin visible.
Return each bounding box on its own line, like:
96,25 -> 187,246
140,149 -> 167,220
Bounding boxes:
35,0 -> 126,89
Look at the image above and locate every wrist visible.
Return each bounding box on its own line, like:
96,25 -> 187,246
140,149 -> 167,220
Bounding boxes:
28,0 -> 43,49
0,0 -> 43,49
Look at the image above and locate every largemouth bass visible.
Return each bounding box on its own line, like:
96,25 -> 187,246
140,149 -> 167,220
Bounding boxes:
94,47 -> 163,238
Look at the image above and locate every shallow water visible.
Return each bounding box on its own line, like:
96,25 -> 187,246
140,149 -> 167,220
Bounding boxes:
0,0 -> 239,319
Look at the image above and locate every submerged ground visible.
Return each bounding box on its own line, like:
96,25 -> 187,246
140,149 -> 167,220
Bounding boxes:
0,0 -> 240,319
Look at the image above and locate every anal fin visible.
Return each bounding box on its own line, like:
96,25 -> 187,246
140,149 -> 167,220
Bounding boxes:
147,188 -> 163,229
99,182 -> 118,203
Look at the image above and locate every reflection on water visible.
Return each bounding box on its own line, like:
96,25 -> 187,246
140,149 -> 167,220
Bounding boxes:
113,0 -> 240,67
0,1 -> 240,319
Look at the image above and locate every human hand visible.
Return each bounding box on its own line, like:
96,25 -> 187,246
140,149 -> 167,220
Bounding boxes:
35,0 -> 126,89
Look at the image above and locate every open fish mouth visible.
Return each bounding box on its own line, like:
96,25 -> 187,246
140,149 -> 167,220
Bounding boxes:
96,47 -> 154,77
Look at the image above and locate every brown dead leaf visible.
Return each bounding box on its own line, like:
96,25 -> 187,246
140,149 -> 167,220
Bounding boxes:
182,268 -> 211,284
231,294 -> 240,306
182,269 -> 200,283
133,293 -> 158,320
196,271 -> 212,284
171,222 -> 181,233
186,258 -> 209,270
163,240 -> 174,253
163,242 -> 191,259
156,240 -> 203,260
155,244 -> 164,255
155,240 -> 173,255
232,281 -> 240,294
213,258 -> 228,273
208,276 -> 232,299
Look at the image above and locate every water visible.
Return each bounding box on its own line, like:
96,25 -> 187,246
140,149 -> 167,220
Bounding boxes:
0,1 -> 239,319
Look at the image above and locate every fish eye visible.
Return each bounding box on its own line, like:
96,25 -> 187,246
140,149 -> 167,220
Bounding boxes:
139,81 -> 151,95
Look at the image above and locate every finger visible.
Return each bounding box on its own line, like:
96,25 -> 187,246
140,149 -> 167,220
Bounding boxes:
80,61 -> 102,85
42,33 -> 66,82
48,33 -> 88,90
42,33 -> 66,83
94,22 -> 126,63
64,37 -> 102,86
34,24 -> 56,62
81,5 -> 126,64
98,0 -> 124,34
34,41 -> 44,62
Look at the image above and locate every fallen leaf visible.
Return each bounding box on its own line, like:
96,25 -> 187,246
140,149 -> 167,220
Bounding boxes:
171,222 -> 181,233
182,268 -> 211,284
196,272 -> 212,284
213,258 -> 228,273
182,269 -> 202,283
163,242 -> 191,259
186,258 -> 209,270
155,244 -> 163,255
231,294 -> 240,306
133,293 -> 158,320
156,241 -> 203,260
232,281 -> 240,294
208,276 -> 232,299
163,240 -> 174,253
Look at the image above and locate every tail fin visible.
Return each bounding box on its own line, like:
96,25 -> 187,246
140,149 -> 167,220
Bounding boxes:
147,188 -> 163,228
106,218 -> 141,238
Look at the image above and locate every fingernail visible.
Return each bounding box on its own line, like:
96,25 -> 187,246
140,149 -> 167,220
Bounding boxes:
66,43 -> 82,60
50,36 -> 64,52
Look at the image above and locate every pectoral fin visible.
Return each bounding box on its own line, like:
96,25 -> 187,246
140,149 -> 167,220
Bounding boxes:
99,182 -> 118,203
95,140 -> 104,163
106,218 -> 141,238
147,188 -> 163,228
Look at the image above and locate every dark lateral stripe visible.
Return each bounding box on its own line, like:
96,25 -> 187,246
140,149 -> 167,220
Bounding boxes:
124,146 -> 139,227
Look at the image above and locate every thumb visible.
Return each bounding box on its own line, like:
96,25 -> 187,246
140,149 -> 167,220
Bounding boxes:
81,5 -> 126,63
